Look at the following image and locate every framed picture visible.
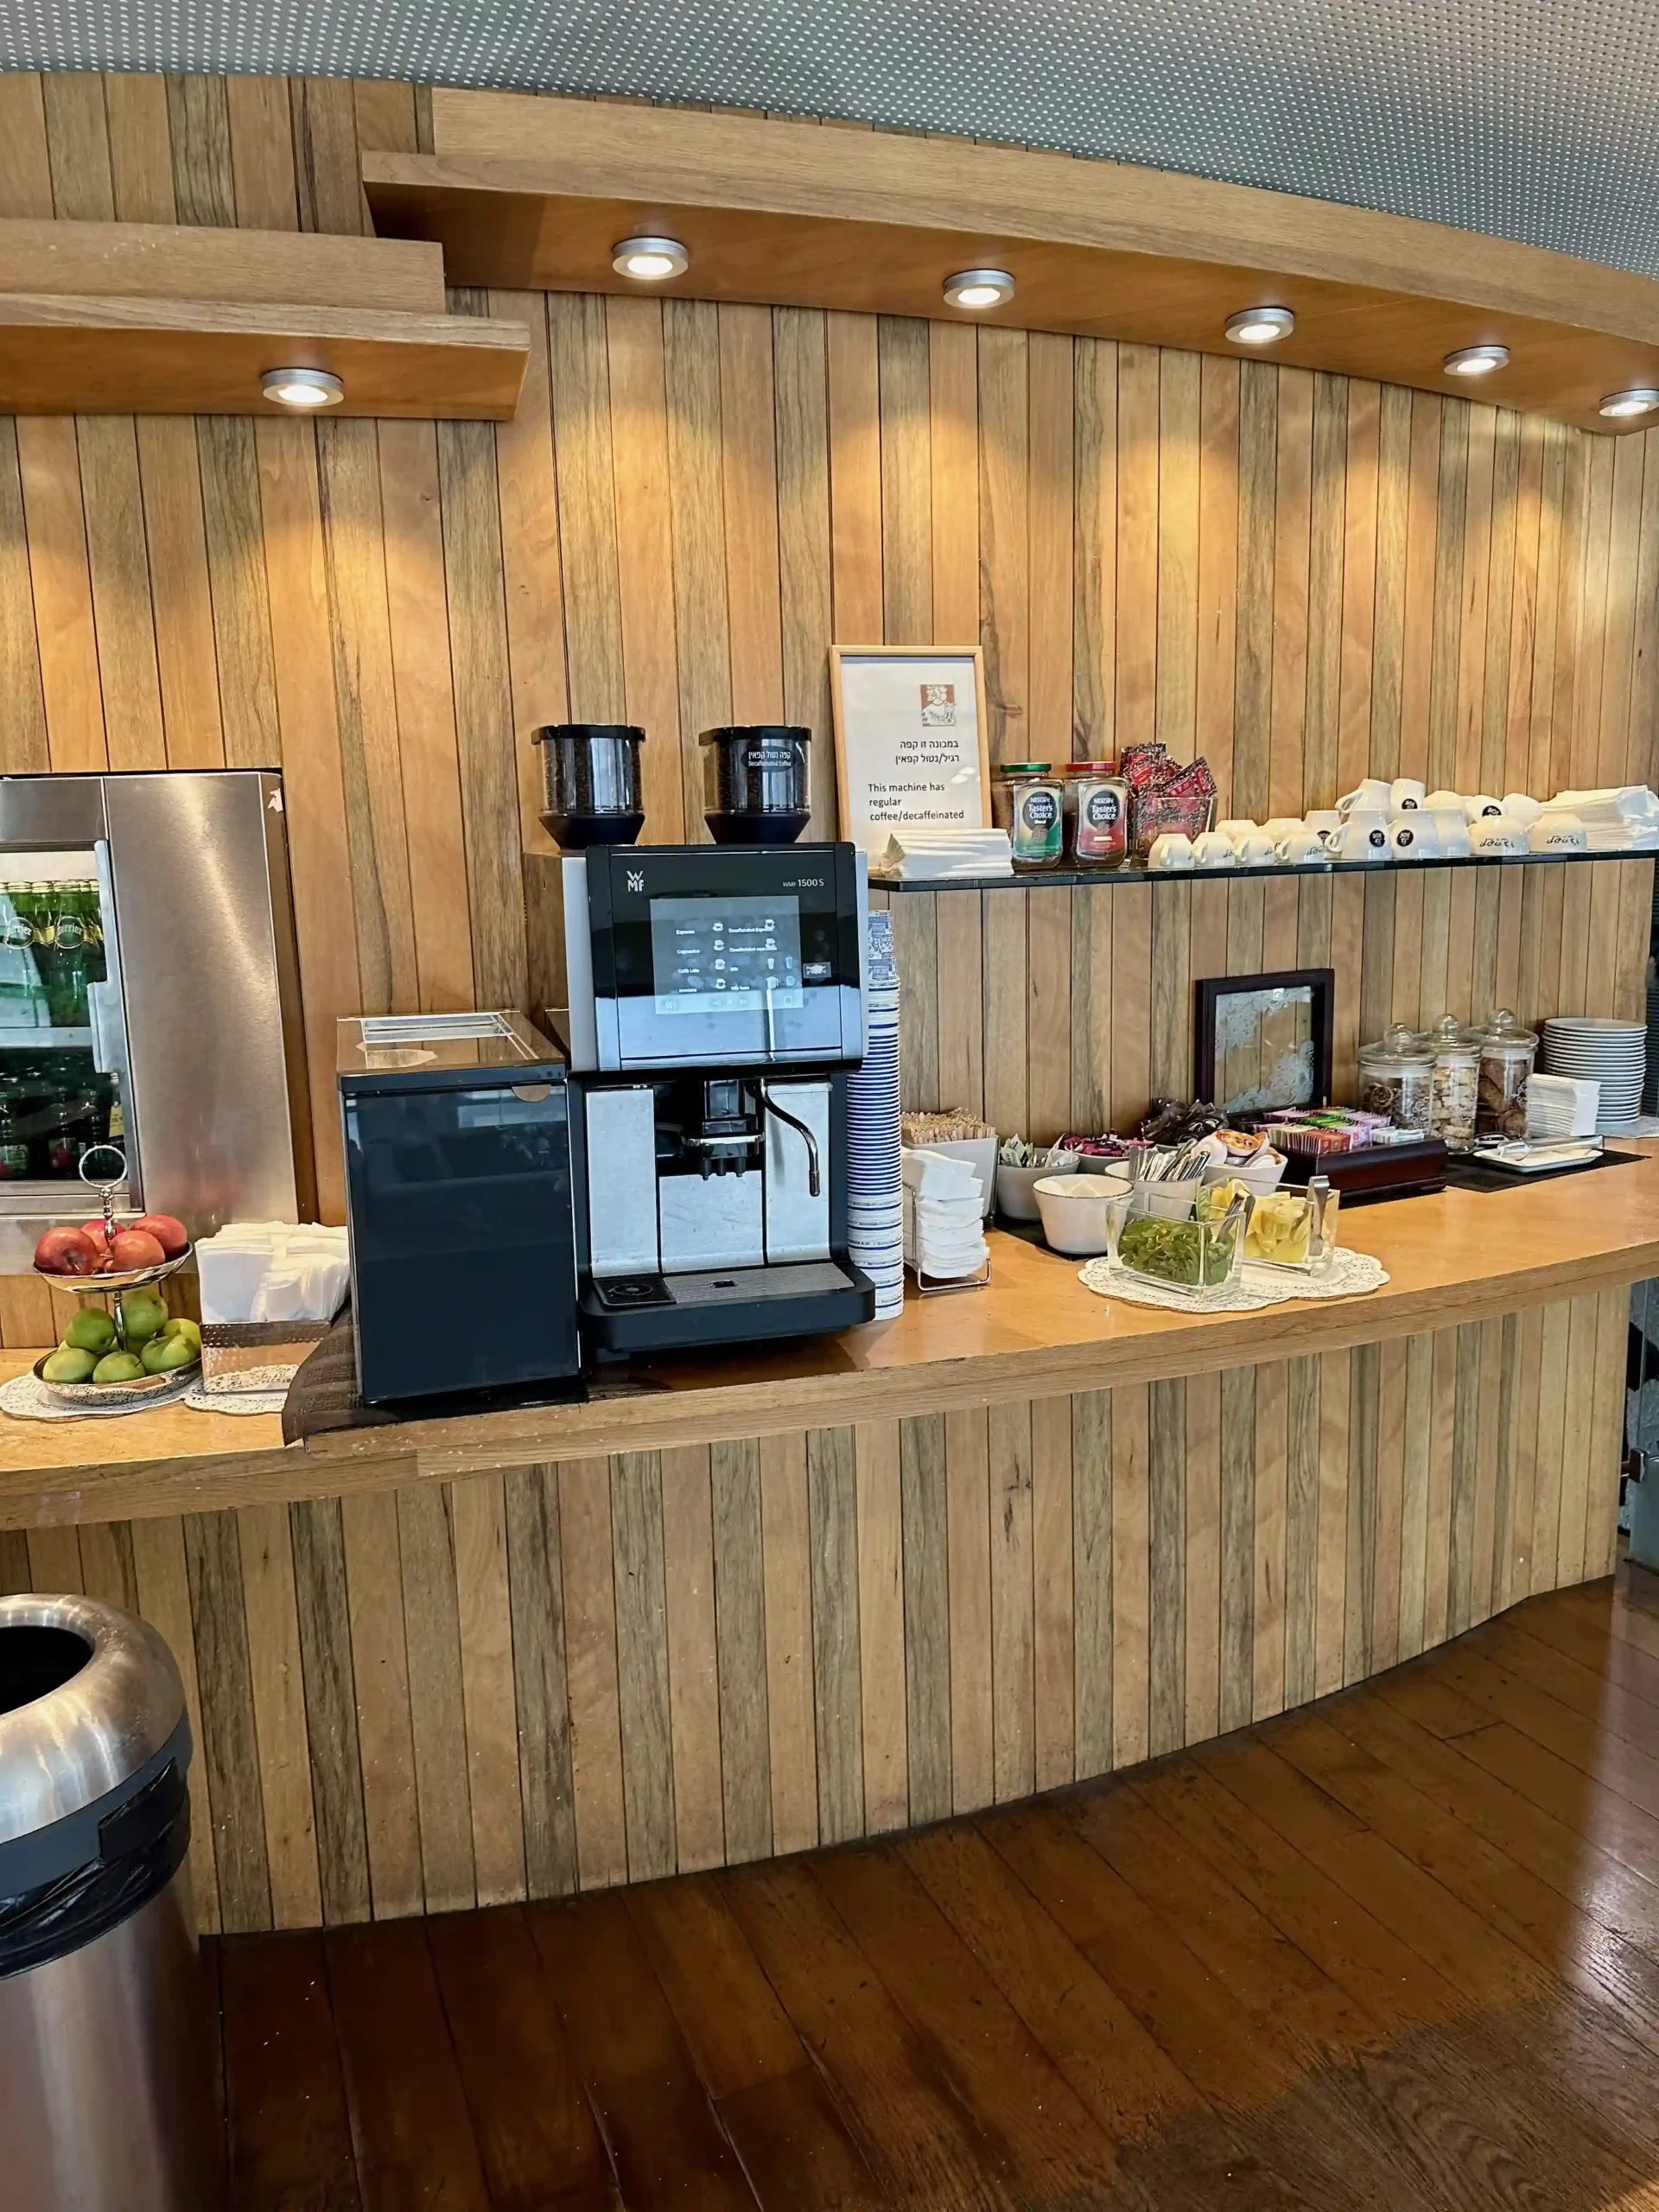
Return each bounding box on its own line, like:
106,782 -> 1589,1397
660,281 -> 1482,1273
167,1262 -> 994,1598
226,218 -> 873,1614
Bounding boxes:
829,645 -> 992,854
1195,969 -> 1336,1116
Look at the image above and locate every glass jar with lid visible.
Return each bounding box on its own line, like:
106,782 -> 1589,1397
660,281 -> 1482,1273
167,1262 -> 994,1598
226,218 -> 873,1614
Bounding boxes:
991,764 -> 1066,871
1475,1008 -> 1537,1139
1418,1014 -> 1480,1151
1063,762 -> 1129,868
1357,1023 -> 1434,1130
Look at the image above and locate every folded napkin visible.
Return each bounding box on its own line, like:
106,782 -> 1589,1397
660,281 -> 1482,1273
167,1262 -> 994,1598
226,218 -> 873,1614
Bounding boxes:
902,1147 -> 984,1198
198,1220 -> 351,1325
869,828 -> 1015,881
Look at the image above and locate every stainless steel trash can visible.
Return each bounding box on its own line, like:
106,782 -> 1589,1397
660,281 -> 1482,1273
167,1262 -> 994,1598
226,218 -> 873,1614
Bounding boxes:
0,1593 -> 220,2212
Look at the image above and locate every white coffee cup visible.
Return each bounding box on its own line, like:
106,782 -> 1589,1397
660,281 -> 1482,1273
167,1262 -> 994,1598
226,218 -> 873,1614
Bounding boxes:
1275,828 -> 1330,866
1423,788 -> 1465,815
1234,832 -> 1276,867
1338,779 -> 1392,814
1529,810 -> 1586,853
1262,817 -> 1305,841
1190,830 -> 1236,868
1147,832 -> 1196,870
1502,792 -> 1543,825
1215,819 -> 1258,846
1388,811 -> 1440,860
1303,808 -> 1341,836
1325,813 -> 1391,861
1470,813 -> 1529,856
1389,777 -> 1427,812
1463,792 -> 1504,821
1431,811 -> 1471,858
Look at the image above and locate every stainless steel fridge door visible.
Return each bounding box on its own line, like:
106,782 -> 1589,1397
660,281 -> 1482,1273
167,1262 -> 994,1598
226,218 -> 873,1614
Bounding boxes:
102,772 -> 300,1230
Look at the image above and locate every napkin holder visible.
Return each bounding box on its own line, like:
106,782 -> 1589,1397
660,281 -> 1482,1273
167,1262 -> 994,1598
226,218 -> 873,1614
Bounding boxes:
200,1319 -> 334,1395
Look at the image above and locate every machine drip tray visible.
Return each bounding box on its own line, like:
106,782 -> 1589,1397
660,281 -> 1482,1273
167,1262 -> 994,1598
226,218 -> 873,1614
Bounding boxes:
660,1260 -> 857,1306
584,1258 -> 874,1351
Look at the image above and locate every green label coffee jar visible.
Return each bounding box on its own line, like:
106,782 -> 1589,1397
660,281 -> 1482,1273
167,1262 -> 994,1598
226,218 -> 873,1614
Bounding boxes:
992,764 -> 1066,870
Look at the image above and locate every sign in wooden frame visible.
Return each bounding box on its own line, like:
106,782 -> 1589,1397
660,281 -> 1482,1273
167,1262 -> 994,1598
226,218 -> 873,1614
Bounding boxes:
829,645 -> 993,855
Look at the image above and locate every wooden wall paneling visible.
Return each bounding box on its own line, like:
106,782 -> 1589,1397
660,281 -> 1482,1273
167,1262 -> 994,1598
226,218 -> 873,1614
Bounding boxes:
1585,1284 -> 1630,1580
1426,399 -> 1467,791
1114,343 -> 1159,758
0,419 -> 48,771
1030,1392 -> 1075,1793
1071,334 -> 1116,757
1108,882 -> 1151,1133
41,73 -> 115,220
289,76 -> 368,237
759,1428 -> 818,1854
607,296 -> 686,839
1028,885 -> 1071,1137
448,1471 -> 527,1906
936,888 -> 985,1117
1148,879 -> 1191,1103
1396,393 -> 1442,785
1555,1295 -> 1601,1587
664,296 -> 734,837
1452,403 -> 1496,794
1629,441 -> 1659,789
236,1500 -> 323,1929
1396,1332 -> 1435,1660
1069,880 -> 1110,1134
1420,1328 -> 1459,1649
945,1406 -> 995,1811
1071,1389 -> 1112,1778
1281,1353 -> 1320,1708
1249,1361 -> 1287,1725
707,1440 -> 767,1865
719,302 -> 786,728
1313,1346 -> 1351,1698
1527,424 -> 1567,794
649,1446 -> 723,1877
166,76 -> 237,227
1304,371 -> 1347,807
182,1510 -> 274,1932
1230,359 -> 1275,819
491,290 -> 566,873
1154,348 -> 1199,762
893,888 -> 939,1114
1342,1342 -> 1378,1685
0,74 -> 53,219
1195,353 -> 1238,799
1109,1381 -> 1150,1770
338,1490 -> 423,1915
1569,437 -> 1616,787
1181,1367 -> 1221,1745
556,1457 -> 628,1889
1365,383 -> 1409,781
1529,1300 -> 1572,1593
223,76 -> 296,229
502,1463 -> 579,1897
1445,1323 -> 1480,1638
546,291 -> 626,722
1370,1338 -> 1408,1675
608,1449 -> 677,1882
138,416 -> 226,770
806,1424 -> 864,1845
825,309 -> 882,648
195,416 -> 283,772
1597,430 -> 1645,785
978,325 -> 1029,760
772,308 -> 836,834
854,1420 -> 908,1833
1479,412 -> 1522,798
899,1412 -> 951,1825
1028,330 -> 1074,760
285,1497 -> 371,1927
877,314 -> 931,649
25,1523 -> 80,1592
929,319 -> 980,649
128,1513 -> 221,1933
981,881 -> 1028,1135
1268,366 -> 1313,818
16,415 -> 108,770
988,1397 -> 1035,1802
76,416 -> 165,767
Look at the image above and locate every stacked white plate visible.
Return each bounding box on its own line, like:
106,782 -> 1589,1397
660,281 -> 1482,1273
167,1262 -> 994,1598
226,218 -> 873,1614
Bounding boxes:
846,915 -> 904,1318
1541,1018 -> 1646,1133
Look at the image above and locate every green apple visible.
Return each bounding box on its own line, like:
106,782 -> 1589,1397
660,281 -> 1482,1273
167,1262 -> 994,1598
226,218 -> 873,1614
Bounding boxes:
92,1351 -> 145,1385
64,1307 -> 117,1355
117,1292 -> 168,1348
42,1345 -> 97,1384
141,1333 -> 197,1376
159,1317 -> 201,1351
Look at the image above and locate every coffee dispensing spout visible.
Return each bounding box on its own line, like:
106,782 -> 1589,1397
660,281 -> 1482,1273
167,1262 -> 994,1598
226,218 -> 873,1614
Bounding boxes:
760,1084 -> 822,1198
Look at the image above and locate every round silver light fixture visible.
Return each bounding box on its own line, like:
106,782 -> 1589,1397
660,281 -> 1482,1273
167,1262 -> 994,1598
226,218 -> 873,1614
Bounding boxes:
611,235 -> 690,282
943,268 -> 1015,311
1224,305 -> 1295,346
260,367 -> 345,410
1599,387 -> 1659,420
1444,343 -> 1510,378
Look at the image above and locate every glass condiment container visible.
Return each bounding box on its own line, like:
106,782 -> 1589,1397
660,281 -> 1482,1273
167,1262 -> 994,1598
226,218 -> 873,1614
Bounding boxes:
1112,1185 -> 1249,1295
1419,1014 -> 1480,1152
1223,1174 -> 1341,1274
1357,1023 -> 1434,1131
991,764 -> 1066,871
1475,1008 -> 1538,1139
1063,761 -> 1129,868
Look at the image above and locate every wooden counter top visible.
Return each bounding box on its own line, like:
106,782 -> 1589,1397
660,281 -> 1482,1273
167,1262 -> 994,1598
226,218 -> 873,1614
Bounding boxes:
5,1150 -> 1658,1529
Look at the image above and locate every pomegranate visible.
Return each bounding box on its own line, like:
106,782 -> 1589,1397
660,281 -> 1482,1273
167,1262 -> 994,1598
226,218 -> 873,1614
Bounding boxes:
130,1212 -> 189,1259
35,1225 -> 100,1275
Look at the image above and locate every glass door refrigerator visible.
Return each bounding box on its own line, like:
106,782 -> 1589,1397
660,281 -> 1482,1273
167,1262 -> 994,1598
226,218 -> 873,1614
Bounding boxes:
0,772 -> 306,1263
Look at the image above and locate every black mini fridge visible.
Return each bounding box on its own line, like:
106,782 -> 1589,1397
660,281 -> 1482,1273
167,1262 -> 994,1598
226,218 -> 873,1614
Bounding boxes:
337,1012 -> 582,1406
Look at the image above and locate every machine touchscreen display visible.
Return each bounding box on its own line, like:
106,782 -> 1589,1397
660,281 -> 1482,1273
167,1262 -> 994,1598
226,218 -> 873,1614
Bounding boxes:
650,894 -> 806,1018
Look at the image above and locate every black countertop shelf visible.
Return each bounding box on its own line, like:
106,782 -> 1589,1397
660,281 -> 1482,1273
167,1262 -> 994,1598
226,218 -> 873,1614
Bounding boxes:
876,847 -> 1652,893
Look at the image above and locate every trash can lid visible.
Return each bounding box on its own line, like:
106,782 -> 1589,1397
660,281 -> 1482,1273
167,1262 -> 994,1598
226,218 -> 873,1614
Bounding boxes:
0,1594 -> 185,1848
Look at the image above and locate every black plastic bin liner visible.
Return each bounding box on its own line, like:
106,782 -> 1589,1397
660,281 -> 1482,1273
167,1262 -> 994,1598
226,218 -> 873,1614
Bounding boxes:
0,1748 -> 191,1980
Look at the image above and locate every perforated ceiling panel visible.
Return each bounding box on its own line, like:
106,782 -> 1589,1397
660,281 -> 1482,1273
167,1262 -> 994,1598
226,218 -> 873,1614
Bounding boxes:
3,0 -> 1657,278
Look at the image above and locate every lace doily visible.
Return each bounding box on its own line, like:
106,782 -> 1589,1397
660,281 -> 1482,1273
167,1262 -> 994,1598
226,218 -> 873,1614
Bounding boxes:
1078,1244 -> 1389,1313
186,1367 -> 293,1415
0,1369 -> 196,1421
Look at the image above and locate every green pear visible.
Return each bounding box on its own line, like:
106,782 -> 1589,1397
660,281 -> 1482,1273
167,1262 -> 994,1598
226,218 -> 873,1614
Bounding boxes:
92,1351 -> 145,1385
141,1333 -> 197,1376
159,1317 -> 201,1351
64,1307 -> 117,1355
117,1293 -> 168,1348
42,1345 -> 97,1384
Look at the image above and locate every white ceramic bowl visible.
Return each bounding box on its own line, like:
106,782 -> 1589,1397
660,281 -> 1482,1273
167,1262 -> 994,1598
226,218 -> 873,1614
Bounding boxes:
995,1153 -> 1081,1221
1033,1173 -> 1132,1256
1202,1151 -> 1286,1198
1134,1174 -> 1205,1220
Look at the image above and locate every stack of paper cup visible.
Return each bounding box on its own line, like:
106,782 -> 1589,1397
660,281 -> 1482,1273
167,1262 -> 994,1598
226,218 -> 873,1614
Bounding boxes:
845,912 -> 904,1318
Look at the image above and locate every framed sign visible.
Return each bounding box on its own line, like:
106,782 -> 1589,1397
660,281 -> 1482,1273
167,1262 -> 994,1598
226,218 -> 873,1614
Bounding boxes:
1194,968 -> 1336,1116
829,646 -> 992,854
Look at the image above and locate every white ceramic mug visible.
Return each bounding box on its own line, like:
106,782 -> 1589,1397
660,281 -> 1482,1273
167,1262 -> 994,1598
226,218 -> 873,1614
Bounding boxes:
1215,818 -> 1258,846
1388,812 -> 1440,860
1338,778 -> 1392,814
1324,811 -> 1390,861
1502,792 -> 1543,825
1275,828 -> 1330,866
1389,777 -> 1427,812
1262,817 -> 1305,841
1233,832 -> 1276,867
1463,792 -> 1504,821
1430,808 -> 1472,858
1471,814 -> 1529,856
1147,832 -> 1196,870
1529,811 -> 1586,853
1190,830 -> 1236,868
1303,808 -> 1341,837
1423,788 -> 1465,815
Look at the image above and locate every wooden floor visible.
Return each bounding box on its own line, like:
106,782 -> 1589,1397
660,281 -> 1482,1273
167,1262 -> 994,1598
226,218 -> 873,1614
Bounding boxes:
210,1564 -> 1659,2211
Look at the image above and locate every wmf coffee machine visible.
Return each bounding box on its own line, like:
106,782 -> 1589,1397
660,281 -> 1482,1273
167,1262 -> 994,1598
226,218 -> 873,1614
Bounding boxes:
556,843 -> 875,1352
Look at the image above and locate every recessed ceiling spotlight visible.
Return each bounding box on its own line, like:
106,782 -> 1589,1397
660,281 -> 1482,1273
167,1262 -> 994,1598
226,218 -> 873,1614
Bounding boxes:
261,367 -> 344,409
1225,306 -> 1294,346
1599,387 -> 1659,420
944,268 -> 1015,311
1444,344 -> 1510,378
611,235 -> 690,281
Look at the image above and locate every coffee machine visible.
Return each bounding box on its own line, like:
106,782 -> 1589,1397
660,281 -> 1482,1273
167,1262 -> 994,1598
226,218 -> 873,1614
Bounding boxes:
556,842 -> 875,1352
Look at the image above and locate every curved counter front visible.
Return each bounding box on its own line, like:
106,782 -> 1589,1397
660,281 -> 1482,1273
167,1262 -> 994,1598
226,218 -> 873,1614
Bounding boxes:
0,1154 -> 1652,1934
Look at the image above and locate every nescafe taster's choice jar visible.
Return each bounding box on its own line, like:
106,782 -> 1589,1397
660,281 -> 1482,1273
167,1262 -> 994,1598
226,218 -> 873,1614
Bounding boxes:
700,725 -> 812,844
531,724 -> 645,848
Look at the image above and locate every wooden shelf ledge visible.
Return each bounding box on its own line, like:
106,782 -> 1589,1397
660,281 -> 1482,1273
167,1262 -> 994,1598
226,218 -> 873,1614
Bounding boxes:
874,848 -> 1656,892
0,215 -> 447,315
362,92 -> 1659,435
4,1148 -> 1659,1529
0,292 -> 530,419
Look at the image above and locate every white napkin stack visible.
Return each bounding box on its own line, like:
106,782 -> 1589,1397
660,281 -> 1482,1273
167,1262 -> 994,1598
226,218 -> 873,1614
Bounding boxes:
196,1222 -> 351,1326
901,1147 -> 990,1281
1526,1073 -> 1600,1140
1545,787 -> 1659,851
869,828 -> 1015,881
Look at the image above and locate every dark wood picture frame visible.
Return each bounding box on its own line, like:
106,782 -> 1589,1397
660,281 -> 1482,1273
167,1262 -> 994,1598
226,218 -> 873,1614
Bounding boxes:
1194,967 -> 1336,1114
